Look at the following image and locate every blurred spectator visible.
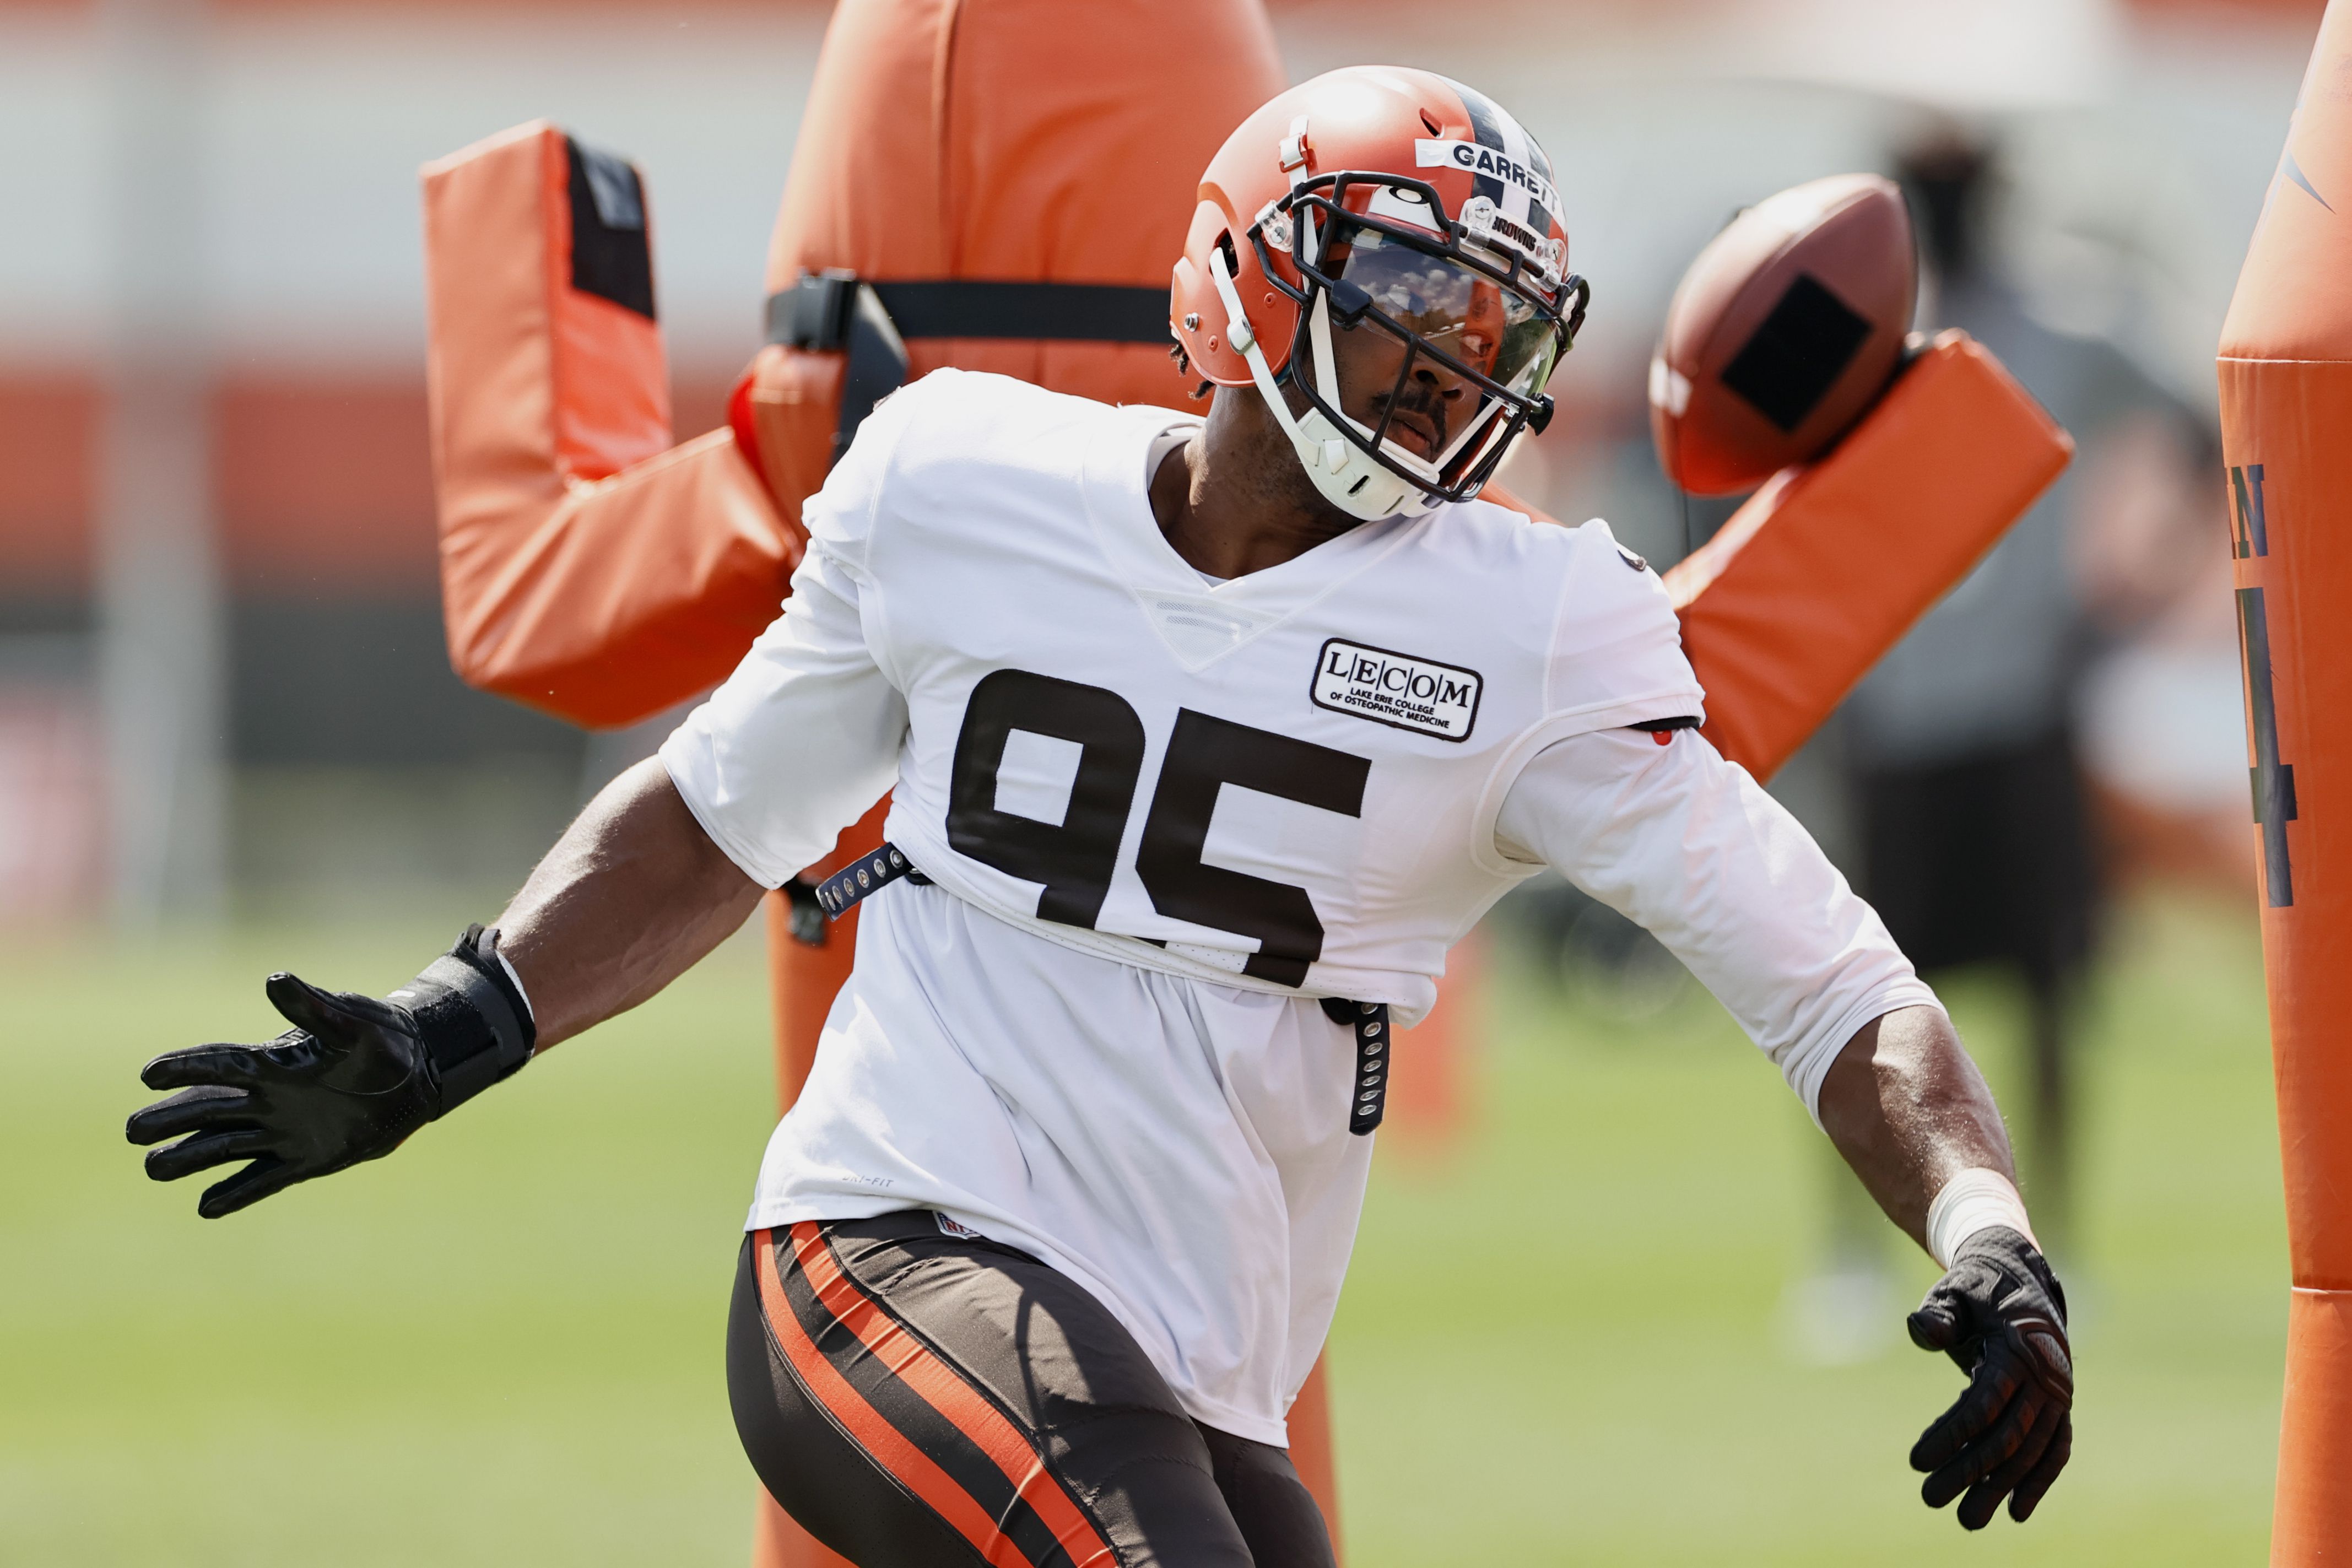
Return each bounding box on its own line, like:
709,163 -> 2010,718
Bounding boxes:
1832,126 -> 2212,1267
2074,413 -> 2248,897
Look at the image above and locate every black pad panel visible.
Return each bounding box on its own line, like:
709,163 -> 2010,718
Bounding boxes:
767,277 -> 1170,347
1719,273 -> 1868,432
566,137 -> 655,321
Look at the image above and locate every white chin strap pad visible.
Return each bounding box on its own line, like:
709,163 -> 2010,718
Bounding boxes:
1205,248 -> 1434,523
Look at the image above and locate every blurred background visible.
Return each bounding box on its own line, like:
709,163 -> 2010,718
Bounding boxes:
0,0 -> 2310,1561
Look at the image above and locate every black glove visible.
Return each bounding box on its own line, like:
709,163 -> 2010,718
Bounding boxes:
126,925 -> 534,1219
1907,1225 -> 2073,1529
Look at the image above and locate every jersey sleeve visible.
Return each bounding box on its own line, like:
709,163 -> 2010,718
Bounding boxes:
1492,727 -> 1940,1120
1534,518 -> 1707,738
656,382 -> 927,888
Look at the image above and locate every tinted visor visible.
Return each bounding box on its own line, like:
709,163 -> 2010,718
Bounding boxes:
1323,219 -> 1562,401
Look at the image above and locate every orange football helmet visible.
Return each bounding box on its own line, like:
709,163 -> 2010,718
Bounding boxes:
1172,67 -> 1588,520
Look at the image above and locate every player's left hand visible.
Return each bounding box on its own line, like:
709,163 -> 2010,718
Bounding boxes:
1906,1226 -> 2072,1529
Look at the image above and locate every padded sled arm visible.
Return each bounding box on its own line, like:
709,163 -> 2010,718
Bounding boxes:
1663,331 -> 2073,781
1492,333 -> 2069,784
423,121 -> 803,729
441,429 -> 797,728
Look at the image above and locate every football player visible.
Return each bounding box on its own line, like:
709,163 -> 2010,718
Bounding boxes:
128,68 -> 2071,1564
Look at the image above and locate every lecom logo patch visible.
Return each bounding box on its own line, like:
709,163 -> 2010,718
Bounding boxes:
1312,639 -> 1483,742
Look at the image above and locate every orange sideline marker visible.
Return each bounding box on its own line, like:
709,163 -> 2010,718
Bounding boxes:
2217,3 -> 2352,1556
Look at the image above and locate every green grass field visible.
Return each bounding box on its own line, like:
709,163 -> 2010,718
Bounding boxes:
2,890 -> 2283,1564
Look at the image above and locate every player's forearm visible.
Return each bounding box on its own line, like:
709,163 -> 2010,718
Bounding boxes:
495,757 -> 766,1051
1816,1005 -> 2018,1253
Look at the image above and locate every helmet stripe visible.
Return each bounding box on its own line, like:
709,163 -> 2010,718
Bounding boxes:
1451,80 -> 1534,229
1522,128 -> 1557,240
1451,82 -> 1516,223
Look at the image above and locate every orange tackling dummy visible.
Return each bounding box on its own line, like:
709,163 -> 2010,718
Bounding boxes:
2217,2 -> 2352,1558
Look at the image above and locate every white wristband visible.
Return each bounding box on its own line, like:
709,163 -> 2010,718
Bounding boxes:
1924,1168 -> 2036,1269
493,949 -> 535,1025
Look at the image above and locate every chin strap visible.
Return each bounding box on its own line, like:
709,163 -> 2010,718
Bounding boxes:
1204,246 -> 1428,523
1206,246 -> 1315,464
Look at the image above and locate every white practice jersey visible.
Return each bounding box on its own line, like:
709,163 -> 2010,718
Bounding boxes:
662,369 -> 1934,1444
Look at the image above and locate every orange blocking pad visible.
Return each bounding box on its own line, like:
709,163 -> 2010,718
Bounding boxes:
422,122 -> 798,727
727,0 -> 1288,543
1662,330 -> 2073,783
421,121 -> 669,489
439,425 -> 793,729
2216,4 -> 2352,1553
2215,356 -> 2352,1295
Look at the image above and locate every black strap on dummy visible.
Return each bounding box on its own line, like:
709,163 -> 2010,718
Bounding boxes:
806,841 -> 1391,1136
766,272 -> 1172,464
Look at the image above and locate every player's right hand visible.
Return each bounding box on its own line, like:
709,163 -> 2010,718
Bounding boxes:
1906,1226 -> 2073,1529
126,974 -> 446,1219
126,926 -> 535,1219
